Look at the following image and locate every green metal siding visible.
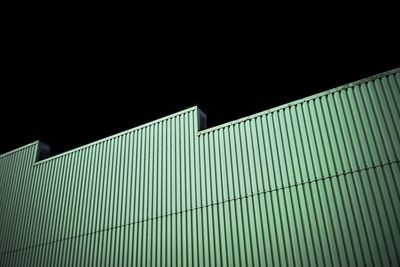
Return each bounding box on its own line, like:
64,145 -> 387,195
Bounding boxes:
1,68 -> 399,266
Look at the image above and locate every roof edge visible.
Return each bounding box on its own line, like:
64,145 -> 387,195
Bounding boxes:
33,106 -> 198,165
0,141 -> 40,159
197,67 -> 399,135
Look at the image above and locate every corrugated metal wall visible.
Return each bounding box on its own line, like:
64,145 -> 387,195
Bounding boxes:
1,68 -> 399,266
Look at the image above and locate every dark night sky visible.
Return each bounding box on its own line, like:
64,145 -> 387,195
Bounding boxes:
1,14 -> 399,156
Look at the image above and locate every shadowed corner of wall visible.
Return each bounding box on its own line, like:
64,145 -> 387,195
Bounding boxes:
197,105 -> 207,131
36,141 -> 51,161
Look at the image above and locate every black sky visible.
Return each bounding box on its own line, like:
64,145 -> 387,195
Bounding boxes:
1,15 -> 399,156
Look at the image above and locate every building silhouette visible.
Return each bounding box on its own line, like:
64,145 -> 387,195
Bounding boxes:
1,68 -> 399,266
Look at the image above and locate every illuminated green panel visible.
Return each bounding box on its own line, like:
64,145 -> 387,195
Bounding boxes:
1,68 -> 399,266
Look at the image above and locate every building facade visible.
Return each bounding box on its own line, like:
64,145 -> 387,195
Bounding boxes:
1,68 -> 399,266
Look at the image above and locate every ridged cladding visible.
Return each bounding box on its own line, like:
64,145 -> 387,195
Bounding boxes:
0,69 -> 399,266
